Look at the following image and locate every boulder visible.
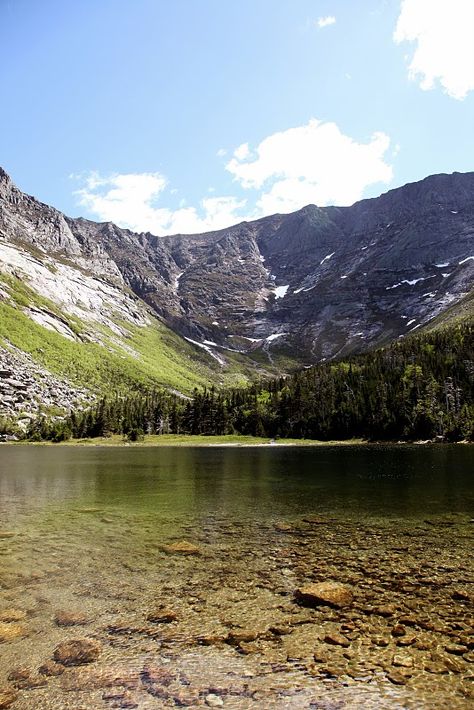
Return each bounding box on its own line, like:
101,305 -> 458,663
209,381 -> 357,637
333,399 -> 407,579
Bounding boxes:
295,581 -> 353,608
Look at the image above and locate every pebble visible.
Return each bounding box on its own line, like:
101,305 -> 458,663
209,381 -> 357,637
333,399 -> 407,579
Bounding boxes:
445,643 -> 468,655
391,624 -> 406,637
206,693 -> 224,707
392,654 -> 414,668
323,632 -> 351,648
387,670 -> 408,685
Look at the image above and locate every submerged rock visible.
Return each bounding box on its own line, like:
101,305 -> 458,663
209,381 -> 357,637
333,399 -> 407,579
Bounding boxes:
387,670 -> 409,685
445,643 -> 468,655
323,632 -> 351,647
38,660 -> 65,677
0,609 -> 26,623
102,689 -> 139,708
53,638 -> 102,666
0,622 -> 26,642
226,629 -> 260,645
391,624 -> 406,637
161,540 -> 202,555
392,653 -> 414,668
274,522 -> 292,532
54,610 -> 89,627
0,686 -> 17,709
146,608 -> 178,623
295,581 -> 353,608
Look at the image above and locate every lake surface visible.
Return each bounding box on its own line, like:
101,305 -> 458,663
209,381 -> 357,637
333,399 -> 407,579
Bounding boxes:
0,444 -> 472,709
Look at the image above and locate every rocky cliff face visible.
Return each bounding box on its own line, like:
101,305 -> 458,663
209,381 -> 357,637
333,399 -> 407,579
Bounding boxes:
69,171 -> 474,362
1,167 -> 473,397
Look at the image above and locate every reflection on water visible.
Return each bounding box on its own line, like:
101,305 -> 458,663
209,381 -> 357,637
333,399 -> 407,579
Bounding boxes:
1,444 -> 472,521
0,444 -> 473,709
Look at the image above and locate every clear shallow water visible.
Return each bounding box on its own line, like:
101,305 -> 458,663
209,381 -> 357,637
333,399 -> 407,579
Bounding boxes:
0,444 -> 472,709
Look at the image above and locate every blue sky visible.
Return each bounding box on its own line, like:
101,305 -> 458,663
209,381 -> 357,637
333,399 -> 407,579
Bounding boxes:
1,0 -> 473,234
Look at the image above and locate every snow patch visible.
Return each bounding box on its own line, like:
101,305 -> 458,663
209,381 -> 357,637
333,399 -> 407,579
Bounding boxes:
266,333 -> 287,342
459,256 -> 474,264
406,318 -> 416,327
273,285 -> 289,299
386,276 -> 434,290
435,263 -> 449,268
184,337 -> 225,365
450,210 -> 458,214
441,273 -> 451,278
174,271 -> 184,290
320,251 -> 335,265
228,335 -> 262,342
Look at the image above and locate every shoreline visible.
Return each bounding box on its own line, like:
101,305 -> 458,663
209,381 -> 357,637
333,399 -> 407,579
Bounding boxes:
2,435 -> 365,448
1,434 -> 472,447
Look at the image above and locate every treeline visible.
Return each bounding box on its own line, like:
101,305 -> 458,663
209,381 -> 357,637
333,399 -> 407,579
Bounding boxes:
30,321 -> 474,442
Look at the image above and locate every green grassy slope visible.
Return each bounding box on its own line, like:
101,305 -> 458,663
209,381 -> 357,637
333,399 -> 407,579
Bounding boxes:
0,272 -> 268,396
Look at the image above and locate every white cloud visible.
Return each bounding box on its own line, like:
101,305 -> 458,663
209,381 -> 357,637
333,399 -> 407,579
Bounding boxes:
74,171 -> 247,235
394,0 -> 474,100
317,15 -> 336,28
226,119 -> 393,213
74,120 -> 394,234
233,142 -> 251,160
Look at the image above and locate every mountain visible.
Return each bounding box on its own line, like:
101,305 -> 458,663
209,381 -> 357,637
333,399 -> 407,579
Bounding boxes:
66,170 -> 474,360
1,166 -> 473,425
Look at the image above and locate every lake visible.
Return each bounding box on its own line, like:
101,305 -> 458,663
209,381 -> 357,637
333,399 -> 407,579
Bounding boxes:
0,444 -> 472,709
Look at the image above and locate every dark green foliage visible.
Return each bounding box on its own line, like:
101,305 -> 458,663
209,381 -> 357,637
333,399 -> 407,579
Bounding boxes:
31,321 -> 474,443
125,427 -> 145,442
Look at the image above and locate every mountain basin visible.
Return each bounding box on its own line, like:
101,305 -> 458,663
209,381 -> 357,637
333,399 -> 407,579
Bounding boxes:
0,443 -> 472,709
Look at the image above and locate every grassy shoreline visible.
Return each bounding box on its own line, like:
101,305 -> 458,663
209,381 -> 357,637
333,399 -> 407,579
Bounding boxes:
5,434 -> 367,447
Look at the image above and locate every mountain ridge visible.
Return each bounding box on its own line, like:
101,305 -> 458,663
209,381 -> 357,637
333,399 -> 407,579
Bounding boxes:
64,170 -> 474,357
0,166 -> 473,426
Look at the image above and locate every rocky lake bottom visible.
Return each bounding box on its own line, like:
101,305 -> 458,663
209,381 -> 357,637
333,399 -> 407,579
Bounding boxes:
0,444 -> 472,709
